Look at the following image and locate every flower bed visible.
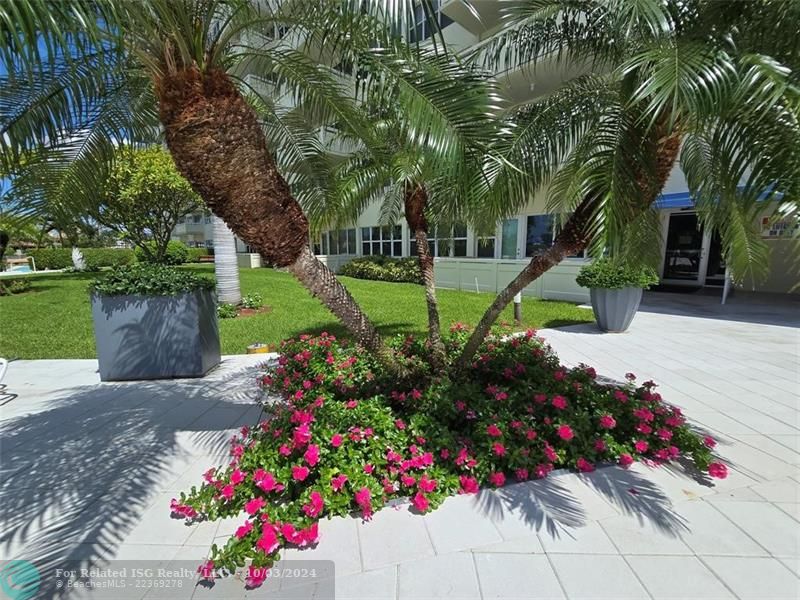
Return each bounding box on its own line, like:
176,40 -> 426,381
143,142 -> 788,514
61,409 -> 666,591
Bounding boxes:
172,328 -> 724,587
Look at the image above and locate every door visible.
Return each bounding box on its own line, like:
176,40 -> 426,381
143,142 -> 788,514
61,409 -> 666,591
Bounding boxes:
661,212 -> 707,285
501,219 -> 519,259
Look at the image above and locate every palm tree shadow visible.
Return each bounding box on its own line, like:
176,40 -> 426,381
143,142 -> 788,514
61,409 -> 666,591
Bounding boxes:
0,361 -> 266,593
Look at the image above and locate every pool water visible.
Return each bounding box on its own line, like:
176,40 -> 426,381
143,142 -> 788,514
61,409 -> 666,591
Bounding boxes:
8,265 -> 32,273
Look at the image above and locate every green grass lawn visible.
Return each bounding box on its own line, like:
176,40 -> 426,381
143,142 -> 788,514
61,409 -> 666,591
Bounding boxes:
0,266 -> 592,359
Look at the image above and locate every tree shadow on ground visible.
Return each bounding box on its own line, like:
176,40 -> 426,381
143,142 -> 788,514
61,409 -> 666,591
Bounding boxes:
0,361 -> 265,591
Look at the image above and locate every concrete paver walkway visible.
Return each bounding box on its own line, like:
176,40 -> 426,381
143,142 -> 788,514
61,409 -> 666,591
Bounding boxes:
1,298 -> 798,599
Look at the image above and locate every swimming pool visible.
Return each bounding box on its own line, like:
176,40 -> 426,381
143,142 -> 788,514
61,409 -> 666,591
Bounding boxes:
7,265 -> 32,273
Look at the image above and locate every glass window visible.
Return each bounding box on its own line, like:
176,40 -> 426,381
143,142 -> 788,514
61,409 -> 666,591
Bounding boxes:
204,215 -> 212,224
361,227 -> 371,241
477,238 -> 495,258
525,215 -> 555,257
321,234 -> 328,255
363,224 -> 402,256
418,222 -> 467,257
408,0 -> 452,42
362,242 -> 370,255
348,229 -> 356,252
192,214 -> 202,224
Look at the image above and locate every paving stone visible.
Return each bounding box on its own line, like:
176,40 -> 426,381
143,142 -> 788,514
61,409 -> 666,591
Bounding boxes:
331,566 -> 396,600
357,507 -> 434,571
548,554 -> 649,599
423,493 -> 502,553
750,478 -> 800,503
473,536 -> 544,554
397,552 -> 480,600
626,555 -> 734,599
778,557 -> 800,577
598,513 -> 692,555
774,503 -> 800,522
702,556 -> 800,600
710,501 -> 800,556
474,553 -> 565,599
537,521 -> 618,555
675,500 -> 765,556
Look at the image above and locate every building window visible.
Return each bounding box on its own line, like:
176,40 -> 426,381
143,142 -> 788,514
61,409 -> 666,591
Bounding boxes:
204,214 -> 212,224
476,236 -> 496,258
410,223 -> 467,257
408,0 -> 453,43
317,229 -> 357,255
362,225 -> 403,256
525,214 -> 585,258
205,239 -> 214,248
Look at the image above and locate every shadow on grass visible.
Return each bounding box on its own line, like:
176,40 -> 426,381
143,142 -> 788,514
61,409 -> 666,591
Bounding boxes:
0,360 -> 265,595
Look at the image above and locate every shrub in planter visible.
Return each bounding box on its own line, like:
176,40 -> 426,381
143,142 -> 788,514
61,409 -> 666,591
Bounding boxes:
339,256 -> 422,284
134,240 -> 189,265
576,259 -> 659,332
171,329 -> 724,586
90,264 -> 219,380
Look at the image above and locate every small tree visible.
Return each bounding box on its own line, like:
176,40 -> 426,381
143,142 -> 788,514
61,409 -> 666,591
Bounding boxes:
98,147 -> 201,263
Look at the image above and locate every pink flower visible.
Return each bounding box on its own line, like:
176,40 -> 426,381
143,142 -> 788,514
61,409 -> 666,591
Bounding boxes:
279,444 -> 291,457
515,468 -> 529,481
486,424 -> 502,438
291,465 -> 310,481
411,388 -> 422,400
395,419 -> 406,430
198,560 -> 215,581
230,469 -> 246,485
534,393 -> 547,404
594,439 -> 607,452
293,423 -> 311,448
492,442 -> 506,456
254,470 -> 281,493
489,472 -> 506,487
553,370 -> 566,381
245,565 -> 268,588
625,372 -> 636,380
244,497 -> 266,515
636,422 -> 653,435
708,463 -> 728,479
304,444 -> 320,466
618,453 -> 634,468
331,433 -> 343,448
220,484 -> 235,500
599,415 -> 616,429
656,428 -> 673,441
614,390 -> 628,403
418,475 -> 437,493
301,522 -> 319,546
576,457 -> 595,473
557,424 -> 574,441
330,473 -> 348,492
412,492 -> 429,512
551,395 -> 567,410
303,490 -> 324,518
235,520 -> 254,539
634,440 -> 649,453
703,436 -> 716,449
363,463 -> 375,474
256,525 -> 279,554
354,487 -> 373,519
544,443 -> 558,462
345,400 -> 358,409
633,408 -> 654,422
459,476 -> 479,494
534,463 -> 553,479
401,474 -> 416,487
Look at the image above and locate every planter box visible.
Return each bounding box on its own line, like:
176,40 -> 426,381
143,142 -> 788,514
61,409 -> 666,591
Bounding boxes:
91,289 -> 220,381
589,287 -> 643,332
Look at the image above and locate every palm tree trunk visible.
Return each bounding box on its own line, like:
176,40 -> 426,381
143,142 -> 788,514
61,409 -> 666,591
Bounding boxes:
154,66 -> 384,353
212,215 -> 241,305
455,127 -> 683,370
404,184 -> 446,370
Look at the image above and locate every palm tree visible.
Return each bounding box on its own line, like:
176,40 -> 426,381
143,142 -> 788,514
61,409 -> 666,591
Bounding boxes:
212,216 -> 242,305
308,52 -> 502,369
454,0 -> 800,369
1,0 -> 475,366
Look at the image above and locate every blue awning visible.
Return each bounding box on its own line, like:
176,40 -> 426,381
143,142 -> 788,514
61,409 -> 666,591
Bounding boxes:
655,191 -> 694,209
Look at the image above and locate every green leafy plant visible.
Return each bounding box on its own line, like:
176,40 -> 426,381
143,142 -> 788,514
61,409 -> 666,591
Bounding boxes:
339,256 -> 423,284
135,240 -> 189,265
90,264 -> 214,296
186,247 -> 212,263
217,303 -> 239,319
172,330 -> 724,585
0,278 -> 31,295
241,293 -> 263,309
576,259 -> 660,290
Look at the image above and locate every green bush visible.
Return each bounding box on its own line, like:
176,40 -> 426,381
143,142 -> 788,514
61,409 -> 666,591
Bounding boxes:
576,258 -> 660,290
339,255 -> 422,284
217,303 -> 239,319
28,247 -> 134,270
186,247 -> 212,263
91,264 -> 214,296
0,278 -> 32,295
241,292 -> 263,309
134,240 -> 189,265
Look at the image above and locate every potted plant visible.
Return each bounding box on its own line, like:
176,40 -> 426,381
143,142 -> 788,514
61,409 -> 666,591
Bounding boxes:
90,264 -> 220,381
576,258 -> 659,332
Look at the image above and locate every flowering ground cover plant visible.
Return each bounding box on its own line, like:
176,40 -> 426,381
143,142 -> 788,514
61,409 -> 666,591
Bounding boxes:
172,328 -> 725,587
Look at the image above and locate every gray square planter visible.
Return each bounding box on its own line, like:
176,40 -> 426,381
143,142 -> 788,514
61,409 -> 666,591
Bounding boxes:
91,289 -> 220,381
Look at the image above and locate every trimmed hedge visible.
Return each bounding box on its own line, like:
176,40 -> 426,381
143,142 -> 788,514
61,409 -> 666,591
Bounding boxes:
28,247 -> 135,271
339,255 -> 422,284
187,247 -> 212,263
